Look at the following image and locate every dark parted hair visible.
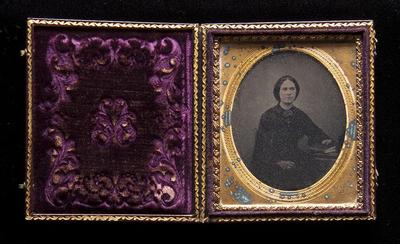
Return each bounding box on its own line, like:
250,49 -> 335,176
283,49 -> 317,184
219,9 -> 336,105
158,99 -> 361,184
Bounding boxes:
273,75 -> 300,101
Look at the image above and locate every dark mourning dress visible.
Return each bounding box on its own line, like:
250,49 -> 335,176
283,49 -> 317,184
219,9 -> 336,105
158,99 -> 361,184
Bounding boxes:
249,104 -> 333,190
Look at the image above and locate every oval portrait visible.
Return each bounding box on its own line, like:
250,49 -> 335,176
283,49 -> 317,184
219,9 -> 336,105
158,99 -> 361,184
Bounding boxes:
231,50 -> 346,191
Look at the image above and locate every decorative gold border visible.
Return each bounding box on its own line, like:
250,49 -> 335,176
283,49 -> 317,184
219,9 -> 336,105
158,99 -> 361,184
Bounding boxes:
355,37 -> 365,206
212,215 -> 374,222
205,21 -> 376,221
192,23 -> 204,222
25,18 -> 33,221
25,18 -> 202,222
200,25 -> 208,222
27,18 -> 199,30
213,36 -> 361,211
368,24 -> 377,220
212,39 -> 222,210
203,20 -> 374,30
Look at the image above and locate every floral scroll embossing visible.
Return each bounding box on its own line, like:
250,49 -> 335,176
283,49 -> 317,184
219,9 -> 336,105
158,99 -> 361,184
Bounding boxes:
91,98 -> 137,147
43,34 -> 187,210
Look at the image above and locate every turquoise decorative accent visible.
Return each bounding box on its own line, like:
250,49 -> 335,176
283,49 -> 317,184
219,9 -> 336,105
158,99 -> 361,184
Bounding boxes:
232,186 -> 252,204
223,80 -> 228,85
223,45 -> 230,55
225,177 -> 234,188
224,63 -> 231,68
346,120 -> 357,140
223,110 -> 231,126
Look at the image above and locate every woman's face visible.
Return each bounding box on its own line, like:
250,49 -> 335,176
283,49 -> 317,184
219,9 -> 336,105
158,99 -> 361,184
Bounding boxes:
279,79 -> 297,105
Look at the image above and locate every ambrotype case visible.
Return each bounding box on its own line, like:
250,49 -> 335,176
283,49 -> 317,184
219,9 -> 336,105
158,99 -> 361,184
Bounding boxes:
25,19 -> 376,221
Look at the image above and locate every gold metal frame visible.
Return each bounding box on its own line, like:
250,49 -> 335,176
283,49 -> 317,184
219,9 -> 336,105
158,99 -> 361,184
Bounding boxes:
25,18 -> 204,222
221,45 -> 356,203
203,21 -> 376,221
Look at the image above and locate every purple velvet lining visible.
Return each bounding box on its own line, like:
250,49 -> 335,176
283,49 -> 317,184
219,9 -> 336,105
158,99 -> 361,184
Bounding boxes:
30,26 -> 195,215
206,25 -> 375,217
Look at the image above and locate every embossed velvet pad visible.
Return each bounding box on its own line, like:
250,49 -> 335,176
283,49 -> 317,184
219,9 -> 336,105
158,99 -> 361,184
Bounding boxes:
30,26 -> 194,215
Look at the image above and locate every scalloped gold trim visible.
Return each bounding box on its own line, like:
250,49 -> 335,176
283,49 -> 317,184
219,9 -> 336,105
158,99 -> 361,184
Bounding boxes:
26,18 -> 34,220
26,214 -> 200,222
203,21 -> 373,30
368,23 -> 377,220
355,37 -> 365,206
200,26 -> 209,222
27,18 -> 198,30
212,215 -> 375,222
212,39 -> 222,210
25,18 -> 201,222
192,24 -> 206,222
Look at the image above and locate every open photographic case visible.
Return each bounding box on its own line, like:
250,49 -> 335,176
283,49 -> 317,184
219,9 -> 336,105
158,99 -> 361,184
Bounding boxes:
25,19 -> 376,222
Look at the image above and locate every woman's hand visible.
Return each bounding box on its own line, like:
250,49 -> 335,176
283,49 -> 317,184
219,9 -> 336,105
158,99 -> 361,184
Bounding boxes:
321,139 -> 332,145
276,160 -> 295,169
